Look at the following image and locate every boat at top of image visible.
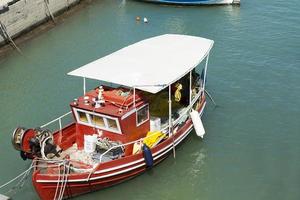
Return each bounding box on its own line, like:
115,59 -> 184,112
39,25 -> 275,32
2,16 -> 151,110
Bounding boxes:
135,0 -> 240,5
6,34 -> 214,200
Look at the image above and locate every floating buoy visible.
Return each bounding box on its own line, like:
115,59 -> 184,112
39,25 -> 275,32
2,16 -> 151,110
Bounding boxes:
136,16 -> 141,21
190,109 -> 205,138
142,144 -> 153,168
143,17 -> 148,23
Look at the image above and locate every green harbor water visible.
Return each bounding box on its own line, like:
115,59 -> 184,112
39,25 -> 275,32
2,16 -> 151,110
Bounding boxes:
0,0 -> 299,199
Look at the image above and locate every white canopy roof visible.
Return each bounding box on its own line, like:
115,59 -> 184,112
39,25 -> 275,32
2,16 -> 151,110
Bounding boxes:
68,34 -> 214,94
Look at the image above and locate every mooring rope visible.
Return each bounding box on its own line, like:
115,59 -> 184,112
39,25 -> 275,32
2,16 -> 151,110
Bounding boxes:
51,160 -> 71,200
204,89 -> 217,107
53,162 -> 63,200
0,159 -> 64,198
0,163 -> 33,190
59,162 -> 70,200
53,161 -> 70,200
57,162 -> 67,200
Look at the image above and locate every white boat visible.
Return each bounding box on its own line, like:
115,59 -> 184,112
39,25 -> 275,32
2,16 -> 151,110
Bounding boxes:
136,0 -> 240,5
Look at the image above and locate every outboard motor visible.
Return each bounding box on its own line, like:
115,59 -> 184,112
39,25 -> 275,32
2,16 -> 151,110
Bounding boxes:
12,127 -> 36,160
11,127 -> 57,160
11,127 -> 27,151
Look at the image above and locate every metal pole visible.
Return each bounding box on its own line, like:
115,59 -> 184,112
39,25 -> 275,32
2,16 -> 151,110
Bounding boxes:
203,53 -> 210,90
189,71 -> 192,104
169,85 -> 176,158
59,118 -> 62,144
168,85 -> 172,137
133,87 -> 136,108
83,77 -> 86,95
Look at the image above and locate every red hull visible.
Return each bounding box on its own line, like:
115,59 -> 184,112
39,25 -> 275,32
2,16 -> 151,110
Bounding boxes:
32,98 -> 206,200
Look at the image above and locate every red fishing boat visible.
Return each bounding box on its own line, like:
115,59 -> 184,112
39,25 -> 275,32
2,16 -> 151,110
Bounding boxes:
9,34 -> 214,200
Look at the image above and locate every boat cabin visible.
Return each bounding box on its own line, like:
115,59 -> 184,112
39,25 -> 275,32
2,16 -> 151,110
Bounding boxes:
68,66 -> 204,157
70,86 -> 150,155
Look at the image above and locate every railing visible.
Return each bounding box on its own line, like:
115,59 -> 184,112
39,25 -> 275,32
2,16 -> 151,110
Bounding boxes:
99,88 -> 204,162
172,88 -> 204,127
98,130 -> 164,163
86,88 -> 206,182
40,111 -> 72,132
86,130 -> 168,181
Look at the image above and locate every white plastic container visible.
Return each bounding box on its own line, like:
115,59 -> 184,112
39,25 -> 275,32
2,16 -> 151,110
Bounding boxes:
84,134 -> 97,153
150,117 -> 161,131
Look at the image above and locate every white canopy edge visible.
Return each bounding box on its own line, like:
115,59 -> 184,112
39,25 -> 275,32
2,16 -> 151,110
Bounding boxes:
68,34 -> 214,94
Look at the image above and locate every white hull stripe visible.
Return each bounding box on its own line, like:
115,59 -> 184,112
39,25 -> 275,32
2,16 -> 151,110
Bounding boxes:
36,102 -> 206,183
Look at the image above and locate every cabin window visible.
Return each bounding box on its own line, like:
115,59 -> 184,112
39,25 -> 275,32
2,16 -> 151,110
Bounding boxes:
136,104 -> 149,126
74,108 -> 121,134
78,111 -> 89,123
91,115 -> 105,128
107,118 -> 119,131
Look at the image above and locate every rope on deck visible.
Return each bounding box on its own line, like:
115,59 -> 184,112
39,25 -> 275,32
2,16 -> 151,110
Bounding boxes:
0,20 -> 23,55
54,161 -> 70,200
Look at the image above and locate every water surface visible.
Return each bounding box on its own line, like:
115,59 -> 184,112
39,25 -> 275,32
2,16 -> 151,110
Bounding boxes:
0,0 -> 299,199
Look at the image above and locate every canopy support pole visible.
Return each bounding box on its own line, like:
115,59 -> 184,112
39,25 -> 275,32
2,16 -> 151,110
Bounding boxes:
203,53 -> 210,90
169,85 -> 176,158
59,118 -> 62,145
83,78 -> 86,95
189,70 -> 192,105
133,87 -> 136,108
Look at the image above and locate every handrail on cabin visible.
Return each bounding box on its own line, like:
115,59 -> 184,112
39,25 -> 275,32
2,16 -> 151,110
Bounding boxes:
40,111 -> 72,129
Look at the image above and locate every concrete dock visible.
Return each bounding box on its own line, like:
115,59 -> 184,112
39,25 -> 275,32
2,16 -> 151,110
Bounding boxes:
0,0 -> 82,48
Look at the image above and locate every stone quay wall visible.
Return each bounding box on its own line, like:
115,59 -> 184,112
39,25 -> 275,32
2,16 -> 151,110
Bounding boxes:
0,0 -> 81,46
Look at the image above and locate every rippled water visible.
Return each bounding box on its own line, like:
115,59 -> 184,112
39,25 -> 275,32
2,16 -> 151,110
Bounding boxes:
0,0 -> 299,199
